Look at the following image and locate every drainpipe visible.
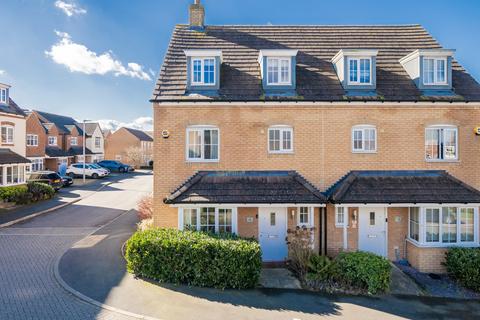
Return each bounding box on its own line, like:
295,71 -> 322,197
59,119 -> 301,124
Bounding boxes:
343,206 -> 348,251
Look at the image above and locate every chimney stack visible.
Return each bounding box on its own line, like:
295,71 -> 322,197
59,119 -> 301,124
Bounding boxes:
189,0 -> 205,29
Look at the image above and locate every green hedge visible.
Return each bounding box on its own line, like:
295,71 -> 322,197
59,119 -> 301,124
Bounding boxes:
335,251 -> 391,294
445,248 -> 480,292
27,182 -> 55,201
0,183 -> 55,204
125,229 -> 262,289
0,185 -> 29,203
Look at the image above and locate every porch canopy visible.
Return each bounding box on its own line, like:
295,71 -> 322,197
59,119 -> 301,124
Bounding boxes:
326,170 -> 480,204
0,148 -> 31,165
165,170 -> 327,205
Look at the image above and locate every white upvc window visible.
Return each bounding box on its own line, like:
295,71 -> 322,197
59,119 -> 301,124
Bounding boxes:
95,136 -> 101,148
0,88 -> 8,104
1,125 -> 14,144
425,125 -> 458,161
1,164 -> 27,186
186,126 -> 219,162
266,57 -> 291,85
70,137 -> 78,146
26,134 -> 38,147
191,57 -> 216,85
348,57 -> 372,84
297,207 -> 313,227
29,158 -> 44,172
268,126 -> 293,153
352,125 -> 377,153
423,58 -> 447,85
408,206 -> 478,247
48,136 -> 57,146
179,207 -> 237,234
335,206 -> 348,227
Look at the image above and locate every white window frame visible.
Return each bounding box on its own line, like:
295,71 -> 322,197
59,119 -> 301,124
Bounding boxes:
297,207 -> 314,227
26,134 -> 39,147
178,207 -> 238,234
185,126 -> 220,162
48,136 -> 57,146
0,164 -> 27,186
266,57 -> 292,86
95,136 -> 101,148
191,57 -> 216,86
423,57 -> 448,85
408,206 -> 479,247
70,137 -> 78,146
351,125 -> 377,153
29,158 -> 44,172
0,88 -> 8,104
425,125 -> 458,162
1,125 -> 14,144
268,125 -> 294,154
335,206 -> 348,228
347,57 -> 373,85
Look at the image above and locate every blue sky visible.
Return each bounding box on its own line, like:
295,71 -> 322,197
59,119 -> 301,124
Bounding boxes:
0,0 -> 479,130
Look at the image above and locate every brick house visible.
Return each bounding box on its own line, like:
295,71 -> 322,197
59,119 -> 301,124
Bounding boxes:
26,111 -> 102,172
0,83 -> 31,186
152,1 -> 480,273
104,127 -> 153,166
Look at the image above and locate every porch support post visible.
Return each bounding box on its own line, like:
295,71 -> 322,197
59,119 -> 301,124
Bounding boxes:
343,206 -> 348,251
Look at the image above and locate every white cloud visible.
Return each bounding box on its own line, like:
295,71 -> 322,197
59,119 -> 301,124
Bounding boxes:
0,70 -> 5,76
55,1 -> 87,17
45,31 -> 152,81
97,117 -> 153,132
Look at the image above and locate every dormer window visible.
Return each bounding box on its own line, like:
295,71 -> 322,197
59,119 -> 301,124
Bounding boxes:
0,88 -> 8,104
267,57 -> 291,85
184,50 -> 222,91
423,58 -> 447,85
348,57 -> 372,85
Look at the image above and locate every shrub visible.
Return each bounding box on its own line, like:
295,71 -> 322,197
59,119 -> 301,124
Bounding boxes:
445,247 -> 480,292
136,194 -> 153,220
27,182 -> 55,201
0,185 -> 29,203
335,251 -> 391,294
287,226 -> 315,279
307,254 -> 336,281
125,228 -> 262,289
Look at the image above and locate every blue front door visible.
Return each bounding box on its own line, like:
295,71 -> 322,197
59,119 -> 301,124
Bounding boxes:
258,207 -> 287,262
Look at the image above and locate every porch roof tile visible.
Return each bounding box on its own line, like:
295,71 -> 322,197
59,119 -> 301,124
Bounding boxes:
326,170 -> 480,204
164,170 -> 327,205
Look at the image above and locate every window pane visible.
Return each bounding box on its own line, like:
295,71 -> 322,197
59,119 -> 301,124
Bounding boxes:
299,207 -> 309,224
443,129 -> 457,159
188,130 -> 202,159
204,59 -> 215,84
426,208 -> 440,242
270,212 -> 276,226
360,59 -> 370,83
218,208 -> 232,234
203,129 -> 219,160
349,59 -> 358,82
409,207 -> 420,241
183,209 -> 198,231
269,129 -> 280,151
442,207 -> 457,243
460,208 -> 474,242
425,128 -> 440,160
268,59 -> 279,84
337,207 -> 344,225
353,129 -> 363,150
364,128 -> 376,151
436,59 -> 446,83
193,60 -> 202,83
424,58 -> 435,84
200,207 -> 215,233
280,59 -> 290,83
282,130 -> 291,150
369,212 -> 375,226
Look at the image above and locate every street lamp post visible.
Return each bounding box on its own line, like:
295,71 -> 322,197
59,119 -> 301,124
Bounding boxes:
82,120 -> 91,184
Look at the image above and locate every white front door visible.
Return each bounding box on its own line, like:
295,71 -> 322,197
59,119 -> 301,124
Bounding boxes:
358,207 -> 387,257
258,207 -> 287,262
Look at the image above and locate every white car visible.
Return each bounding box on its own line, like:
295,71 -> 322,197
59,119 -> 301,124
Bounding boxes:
66,163 -> 109,179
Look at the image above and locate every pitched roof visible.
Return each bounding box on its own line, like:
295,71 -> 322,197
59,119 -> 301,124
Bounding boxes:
0,149 -> 30,165
35,111 -> 83,135
123,127 -> 154,142
326,170 -> 480,204
0,98 -> 26,117
45,147 -> 70,158
152,24 -> 480,102
165,170 -> 327,204
79,123 -> 100,136
68,147 -> 95,156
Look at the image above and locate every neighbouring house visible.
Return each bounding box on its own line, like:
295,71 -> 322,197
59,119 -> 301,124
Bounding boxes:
152,1 -> 480,273
0,83 -> 31,186
82,122 -> 105,163
104,127 -> 153,167
26,111 -> 103,172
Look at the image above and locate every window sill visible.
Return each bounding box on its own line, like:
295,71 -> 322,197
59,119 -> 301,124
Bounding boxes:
352,150 -> 377,154
335,224 -> 350,228
425,159 -> 460,163
186,159 -> 219,163
268,151 -> 294,155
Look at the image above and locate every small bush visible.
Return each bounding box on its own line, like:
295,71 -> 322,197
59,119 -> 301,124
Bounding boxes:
287,226 -> 315,279
28,182 -> 55,201
0,185 -> 29,203
136,194 -> 153,220
335,251 -> 391,294
445,248 -> 480,292
307,254 -> 336,281
125,228 -> 262,289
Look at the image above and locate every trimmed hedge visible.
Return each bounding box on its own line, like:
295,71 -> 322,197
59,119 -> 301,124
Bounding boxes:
125,228 -> 262,289
27,182 -> 55,202
0,183 -> 55,204
0,185 -> 29,203
335,251 -> 391,294
445,247 -> 480,292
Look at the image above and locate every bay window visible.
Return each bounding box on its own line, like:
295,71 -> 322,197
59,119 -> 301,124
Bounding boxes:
186,126 -> 219,162
409,206 -> 478,246
179,207 -> 237,234
425,126 -> 457,161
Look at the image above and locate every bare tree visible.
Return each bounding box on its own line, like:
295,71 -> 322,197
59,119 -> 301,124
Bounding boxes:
125,146 -> 144,168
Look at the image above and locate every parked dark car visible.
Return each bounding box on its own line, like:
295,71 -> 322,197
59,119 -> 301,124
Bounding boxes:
28,171 -> 64,191
97,160 -> 133,173
59,175 -> 74,187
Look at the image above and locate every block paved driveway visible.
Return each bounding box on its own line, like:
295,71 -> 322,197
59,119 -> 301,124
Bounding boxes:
0,172 -> 152,320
